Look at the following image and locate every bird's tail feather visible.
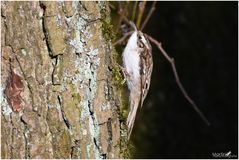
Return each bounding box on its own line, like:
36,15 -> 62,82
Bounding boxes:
127,99 -> 139,140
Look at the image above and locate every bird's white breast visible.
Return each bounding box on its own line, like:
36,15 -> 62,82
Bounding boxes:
122,31 -> 140,89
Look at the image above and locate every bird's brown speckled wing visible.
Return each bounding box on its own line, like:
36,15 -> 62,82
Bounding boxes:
140,35 -> 153,108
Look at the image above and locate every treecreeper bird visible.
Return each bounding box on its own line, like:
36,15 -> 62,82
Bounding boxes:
122,22 -> 153,140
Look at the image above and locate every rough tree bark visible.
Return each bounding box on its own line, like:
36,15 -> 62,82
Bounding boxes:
1,1 -> 128,159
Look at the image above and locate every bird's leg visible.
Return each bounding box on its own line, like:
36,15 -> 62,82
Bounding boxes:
117,64 -> 131,85
115,63 -> 130,80
121,66 -> 130,79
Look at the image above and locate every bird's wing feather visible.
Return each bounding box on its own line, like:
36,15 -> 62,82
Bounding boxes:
140,41 -> 153,108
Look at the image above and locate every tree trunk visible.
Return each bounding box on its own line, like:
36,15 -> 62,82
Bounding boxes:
1,1 -> 128,159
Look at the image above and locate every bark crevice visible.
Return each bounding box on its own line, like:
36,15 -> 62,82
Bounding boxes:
57,95 -> 72,131
20,117 -> 30,159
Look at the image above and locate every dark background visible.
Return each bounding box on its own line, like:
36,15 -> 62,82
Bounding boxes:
132,2 -> 238,159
